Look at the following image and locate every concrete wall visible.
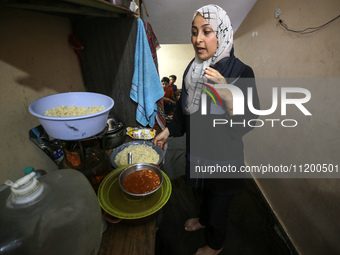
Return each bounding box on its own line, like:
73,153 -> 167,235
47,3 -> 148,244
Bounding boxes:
0,8 -> 85,183
234,0 -> 340,254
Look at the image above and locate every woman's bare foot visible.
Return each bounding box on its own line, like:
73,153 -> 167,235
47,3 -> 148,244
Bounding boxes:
194,245 -> 223,255
184,218 -> 205,231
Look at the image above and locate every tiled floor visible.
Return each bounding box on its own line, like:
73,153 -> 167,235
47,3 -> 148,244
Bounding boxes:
155,176 -> 296,255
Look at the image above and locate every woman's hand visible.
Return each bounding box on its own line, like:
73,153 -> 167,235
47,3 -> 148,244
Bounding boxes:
204,66 -> 227,84
153,127 -> 170,148
204,67 -> 234,115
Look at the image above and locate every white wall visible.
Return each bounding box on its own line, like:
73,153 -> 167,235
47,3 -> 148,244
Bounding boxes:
157,44 -> 195,88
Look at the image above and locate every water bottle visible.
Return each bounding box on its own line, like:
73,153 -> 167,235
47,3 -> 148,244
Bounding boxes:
0,169 -> 104,255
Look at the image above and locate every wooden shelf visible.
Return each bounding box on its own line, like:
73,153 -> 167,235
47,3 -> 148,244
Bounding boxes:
0,0 -> 137,18
98,218 -> 157,255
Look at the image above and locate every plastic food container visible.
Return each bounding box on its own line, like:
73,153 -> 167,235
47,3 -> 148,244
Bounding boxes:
28,92 -> 114,140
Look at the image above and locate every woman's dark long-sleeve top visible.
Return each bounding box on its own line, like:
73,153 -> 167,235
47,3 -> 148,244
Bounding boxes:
167,53 -> 260,165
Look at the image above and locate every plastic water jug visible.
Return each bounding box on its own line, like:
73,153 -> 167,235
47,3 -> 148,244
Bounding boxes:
0,169 -> 104,255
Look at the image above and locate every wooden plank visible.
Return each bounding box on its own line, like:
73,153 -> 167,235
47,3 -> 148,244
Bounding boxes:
64,0 -> 134,14
0,0 -> 137,17
99,218 -> 157,255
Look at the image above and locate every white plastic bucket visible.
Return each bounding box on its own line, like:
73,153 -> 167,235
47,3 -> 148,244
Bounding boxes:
28,92 -> 114,140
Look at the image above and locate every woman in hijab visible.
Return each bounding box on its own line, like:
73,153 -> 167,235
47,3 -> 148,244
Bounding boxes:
154,5 -> 260,255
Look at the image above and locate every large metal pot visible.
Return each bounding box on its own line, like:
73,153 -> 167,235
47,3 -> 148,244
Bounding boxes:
99,117 -> 125,150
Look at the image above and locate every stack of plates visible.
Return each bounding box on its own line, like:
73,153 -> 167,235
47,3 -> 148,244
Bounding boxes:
97,165 -> 171,220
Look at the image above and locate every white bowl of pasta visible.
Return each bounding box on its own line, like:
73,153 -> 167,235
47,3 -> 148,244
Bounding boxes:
28,92 -> 114,140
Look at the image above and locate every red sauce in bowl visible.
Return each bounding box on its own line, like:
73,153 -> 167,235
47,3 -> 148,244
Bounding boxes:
123,170 -> 161,194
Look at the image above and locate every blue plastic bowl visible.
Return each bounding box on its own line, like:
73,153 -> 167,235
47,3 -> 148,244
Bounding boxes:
28,92 -> 114,140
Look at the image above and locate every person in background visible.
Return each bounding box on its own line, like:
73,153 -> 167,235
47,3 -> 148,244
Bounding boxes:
161,77 -> 176,115
174,89 -> 182,102
169,75 -> 178,92
154,5 -> 259,255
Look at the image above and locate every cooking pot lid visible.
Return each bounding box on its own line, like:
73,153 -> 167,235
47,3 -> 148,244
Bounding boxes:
97,165 -> 171,220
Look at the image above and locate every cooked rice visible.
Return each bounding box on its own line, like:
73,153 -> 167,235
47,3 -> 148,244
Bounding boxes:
44,105 -> 105,117
115,144 -> 159,166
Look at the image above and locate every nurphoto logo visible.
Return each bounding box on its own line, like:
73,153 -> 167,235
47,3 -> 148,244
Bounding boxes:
200,83 -> 312,128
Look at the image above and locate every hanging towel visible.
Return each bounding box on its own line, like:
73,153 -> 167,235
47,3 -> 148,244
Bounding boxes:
142,20 -> 166,130
130,18 -> 164,127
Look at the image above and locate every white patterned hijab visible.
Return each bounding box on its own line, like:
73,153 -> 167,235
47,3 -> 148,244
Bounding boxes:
183,5 -> 233,115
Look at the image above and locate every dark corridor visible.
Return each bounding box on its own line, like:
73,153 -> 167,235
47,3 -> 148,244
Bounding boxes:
155,176 -> 298,255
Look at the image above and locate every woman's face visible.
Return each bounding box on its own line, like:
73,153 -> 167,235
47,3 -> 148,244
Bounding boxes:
191,13 -> 218,61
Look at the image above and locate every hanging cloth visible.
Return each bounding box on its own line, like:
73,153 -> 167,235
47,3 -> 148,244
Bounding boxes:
130,19 -> 164,127
143,20 -> 166,130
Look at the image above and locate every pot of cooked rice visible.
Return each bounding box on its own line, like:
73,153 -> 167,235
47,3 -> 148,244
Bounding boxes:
110,141 -> 164,168
28,92 -> 114,140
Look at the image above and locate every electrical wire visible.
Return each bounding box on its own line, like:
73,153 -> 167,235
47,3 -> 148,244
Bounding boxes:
279,14 -> 340,34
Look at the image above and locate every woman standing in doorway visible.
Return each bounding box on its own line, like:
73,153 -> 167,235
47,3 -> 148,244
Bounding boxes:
154,5 -> 259,255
